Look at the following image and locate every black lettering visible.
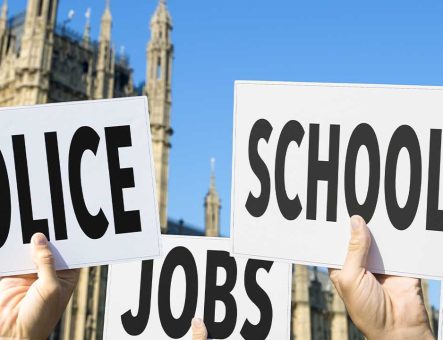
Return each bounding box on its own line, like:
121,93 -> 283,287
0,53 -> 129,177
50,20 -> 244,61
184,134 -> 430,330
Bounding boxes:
69,127 -> 108,239
385,125 -> 421,230
45,132 -> 67,240
105,126 -> 141,234
275,120 -> 304,220
306,124 -> 340,221
0,149 -> 10,248
240,260 -> 273,340
344,123 -> 380,223
245,119 -> 273,218
158,247 -> 198,339
204,250 -> 237,339
426,129 -> 443,231
12,135 -> 49,243
121,260 -> 154,335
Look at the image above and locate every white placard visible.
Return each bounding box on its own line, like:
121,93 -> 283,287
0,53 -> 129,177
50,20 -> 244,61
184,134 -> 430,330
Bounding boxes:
0,97 -> 161,275
231,81 -> 443,279
104,235 -> 292,339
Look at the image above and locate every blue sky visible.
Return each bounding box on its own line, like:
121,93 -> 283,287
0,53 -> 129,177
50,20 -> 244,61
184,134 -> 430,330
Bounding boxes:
8,0 -> 443,308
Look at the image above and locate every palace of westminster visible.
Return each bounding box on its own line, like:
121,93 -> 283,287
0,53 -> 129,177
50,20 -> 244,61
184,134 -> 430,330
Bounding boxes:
0,0 -> 439,339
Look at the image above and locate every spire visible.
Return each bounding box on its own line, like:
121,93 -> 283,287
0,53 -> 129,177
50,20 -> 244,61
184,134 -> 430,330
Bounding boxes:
207,158 -> 219,197
151,0 -> 172,26
146,0 -> 174,234
210,158 -> 216,191
95,0 -> 114,99
102,0 -> 112,24
1,0 -> 7,20
99,0 -> 112,41
0,0 -> 7,30
104,0 -> 111,16
83,8 -> 91,46
205,157 -> 221,237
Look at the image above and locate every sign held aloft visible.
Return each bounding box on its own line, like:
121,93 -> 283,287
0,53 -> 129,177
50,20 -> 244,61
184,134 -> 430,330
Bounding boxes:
104,235 -> 292,339
0,97 -> 161,275
231,81 -> 443,279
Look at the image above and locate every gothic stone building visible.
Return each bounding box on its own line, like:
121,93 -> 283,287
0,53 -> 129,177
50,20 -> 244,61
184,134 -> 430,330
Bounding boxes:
0,0 -> 437,339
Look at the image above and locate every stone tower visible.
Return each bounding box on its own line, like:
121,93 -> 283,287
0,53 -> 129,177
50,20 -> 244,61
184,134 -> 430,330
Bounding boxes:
0,1 -> 7,40
94,0 -> 114,99
145,0 -> 173,233
205,158 -> 221,237
16,0 -> 58,105
330,285 -> 348,340
293,265 -> 312,340
422,280 -> 435,334
82,8 -> 91,47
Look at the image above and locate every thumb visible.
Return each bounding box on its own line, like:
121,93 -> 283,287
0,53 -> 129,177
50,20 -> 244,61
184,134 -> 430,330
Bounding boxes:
31,233 -> 57,285
340,215 -> 371,291
192,318 -> 208,340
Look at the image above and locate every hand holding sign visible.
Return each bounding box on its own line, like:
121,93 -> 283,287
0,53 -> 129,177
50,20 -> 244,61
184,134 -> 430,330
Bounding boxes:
0,233 -> 79,339
329,216 -> 434,340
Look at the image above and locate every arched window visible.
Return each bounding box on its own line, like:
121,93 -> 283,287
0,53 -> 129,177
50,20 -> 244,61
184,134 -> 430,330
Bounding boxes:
83,61 -> 89,74
47,0 -> 54,21
37,0 -> 44,16
156,57 -> 161,80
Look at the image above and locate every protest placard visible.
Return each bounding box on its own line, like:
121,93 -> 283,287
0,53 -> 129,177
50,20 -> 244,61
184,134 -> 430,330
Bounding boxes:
104,235 -> 292,339
0,97 -> 161,274
231,81 -> 443,279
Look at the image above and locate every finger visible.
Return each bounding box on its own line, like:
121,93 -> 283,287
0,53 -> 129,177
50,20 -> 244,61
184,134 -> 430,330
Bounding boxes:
340,215 -> 371,292
192,318 -> 208,340
31,233 -> 57,285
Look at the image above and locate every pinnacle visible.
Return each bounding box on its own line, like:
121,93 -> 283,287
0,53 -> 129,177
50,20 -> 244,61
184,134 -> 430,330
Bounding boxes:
102,0 -> 112,22
210,158 -> 216,190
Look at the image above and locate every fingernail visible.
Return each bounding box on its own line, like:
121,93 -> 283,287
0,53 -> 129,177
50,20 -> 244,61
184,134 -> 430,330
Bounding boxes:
192,318 -> 203,328
32,233 -> 48,246
351,216 -> 361,230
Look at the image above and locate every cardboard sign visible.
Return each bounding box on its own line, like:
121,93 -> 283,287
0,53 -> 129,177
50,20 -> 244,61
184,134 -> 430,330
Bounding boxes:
104,235 -> 292,339
231,81 -> 443,279
0,97 -> 161,275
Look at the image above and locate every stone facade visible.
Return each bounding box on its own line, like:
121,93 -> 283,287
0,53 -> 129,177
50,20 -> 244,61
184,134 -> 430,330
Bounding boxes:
0,1 -> 438,339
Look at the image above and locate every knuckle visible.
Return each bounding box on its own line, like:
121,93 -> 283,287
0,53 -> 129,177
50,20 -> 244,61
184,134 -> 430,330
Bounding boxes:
348,238 -> 362,252
348,234 -> 370,253
37,248 -> 54,266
